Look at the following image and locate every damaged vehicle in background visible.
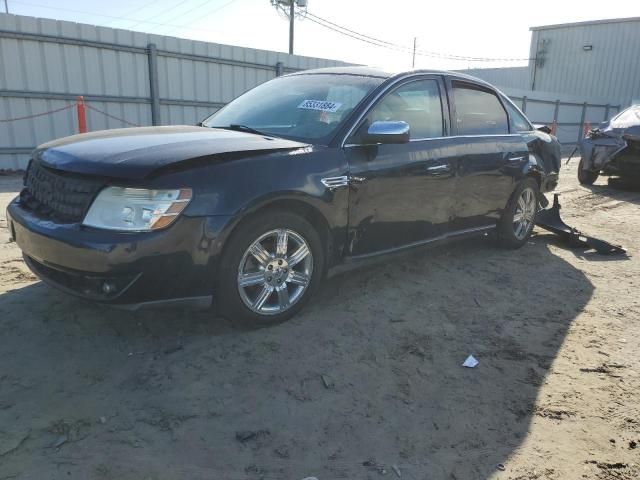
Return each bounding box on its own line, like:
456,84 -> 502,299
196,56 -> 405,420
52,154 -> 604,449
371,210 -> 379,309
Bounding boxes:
6,67 -> 561,325
578,104 -> 640,185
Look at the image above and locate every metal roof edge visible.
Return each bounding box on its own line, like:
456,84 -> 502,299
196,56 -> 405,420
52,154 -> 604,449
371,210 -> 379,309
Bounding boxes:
530,16 -> 640,32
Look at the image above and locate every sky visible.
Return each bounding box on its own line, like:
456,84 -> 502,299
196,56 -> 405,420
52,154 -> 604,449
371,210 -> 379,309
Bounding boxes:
4,0 -> 640,71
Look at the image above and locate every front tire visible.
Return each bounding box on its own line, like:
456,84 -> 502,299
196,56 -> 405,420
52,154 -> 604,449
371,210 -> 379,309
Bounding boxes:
497,178 -> 539,249
217,211 -> 324,326
578,157 -> 599,185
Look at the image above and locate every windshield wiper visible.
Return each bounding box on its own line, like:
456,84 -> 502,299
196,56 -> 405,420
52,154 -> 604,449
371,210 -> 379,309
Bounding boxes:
217,124 -> 270,136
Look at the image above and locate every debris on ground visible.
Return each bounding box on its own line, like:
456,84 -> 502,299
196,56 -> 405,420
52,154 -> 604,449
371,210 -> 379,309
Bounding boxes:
321,374 -> 334,389
534,407 -> 574,421
235,430 -> 270,443
579,363 -> 625,377
462,355 -> 479,368
536,194 -> 627,255
363,459 -> 386,474
585,460 -> 628,470
52,435 -> 67,448
164,345 -> 183,355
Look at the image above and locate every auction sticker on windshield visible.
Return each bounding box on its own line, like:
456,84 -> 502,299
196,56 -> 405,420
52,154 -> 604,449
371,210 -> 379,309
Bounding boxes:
297,100 -> 342,113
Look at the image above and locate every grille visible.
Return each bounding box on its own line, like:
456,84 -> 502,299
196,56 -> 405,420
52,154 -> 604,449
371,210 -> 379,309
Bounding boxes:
20,160 -> 104,222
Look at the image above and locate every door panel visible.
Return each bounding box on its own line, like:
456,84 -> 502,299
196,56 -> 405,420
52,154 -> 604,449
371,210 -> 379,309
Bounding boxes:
447,80 -> 529,231
450,135 -> 529,231
343,76 -> 455,257
345,139 -> 458,256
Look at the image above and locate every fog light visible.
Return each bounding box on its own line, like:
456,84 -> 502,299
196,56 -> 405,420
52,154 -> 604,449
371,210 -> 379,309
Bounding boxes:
102,281 -> 116,294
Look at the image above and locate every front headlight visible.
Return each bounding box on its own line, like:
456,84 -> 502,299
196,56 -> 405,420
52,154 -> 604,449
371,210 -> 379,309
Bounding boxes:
83,187 -> 192,231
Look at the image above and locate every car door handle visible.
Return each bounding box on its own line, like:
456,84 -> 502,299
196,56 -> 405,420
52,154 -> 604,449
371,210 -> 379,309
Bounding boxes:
507,155 -> 526,162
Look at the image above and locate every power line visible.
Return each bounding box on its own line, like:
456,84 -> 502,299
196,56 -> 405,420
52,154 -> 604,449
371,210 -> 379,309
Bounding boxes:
10,0 -> 532,63
302,15 -> 412,55
8,0 -> 241,35
307,11 -> 533,62
103,0 -> 162,26
161,0 -> 241,36
304,10 -> 533,62
126,0 -> 193,29
304,11 -> 397,47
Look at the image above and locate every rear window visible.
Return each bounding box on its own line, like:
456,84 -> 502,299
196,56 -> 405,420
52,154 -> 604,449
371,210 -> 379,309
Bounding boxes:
452,82 -> 509,135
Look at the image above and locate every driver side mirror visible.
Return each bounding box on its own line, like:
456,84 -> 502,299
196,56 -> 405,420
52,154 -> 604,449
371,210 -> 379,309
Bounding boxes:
535,124 -> 552,134
361,120 -> 410,145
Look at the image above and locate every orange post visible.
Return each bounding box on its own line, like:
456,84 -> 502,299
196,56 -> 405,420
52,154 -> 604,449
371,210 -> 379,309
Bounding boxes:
583,121 -> 591,137
551,120 -> 557,136
76,95 -> 87,134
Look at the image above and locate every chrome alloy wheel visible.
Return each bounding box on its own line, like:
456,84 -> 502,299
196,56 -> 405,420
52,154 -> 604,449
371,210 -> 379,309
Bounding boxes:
237,229 -> 313,315
513,187 -> 537,240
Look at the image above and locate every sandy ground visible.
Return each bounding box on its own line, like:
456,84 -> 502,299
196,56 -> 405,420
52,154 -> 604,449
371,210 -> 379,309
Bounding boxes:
0,160 -> 638,480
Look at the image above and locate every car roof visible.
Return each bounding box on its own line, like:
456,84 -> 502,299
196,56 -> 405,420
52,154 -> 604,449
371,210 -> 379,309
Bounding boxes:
287,66 -> 496,88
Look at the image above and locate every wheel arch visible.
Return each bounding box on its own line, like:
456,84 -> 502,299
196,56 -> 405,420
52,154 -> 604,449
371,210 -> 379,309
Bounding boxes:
526,169 -> 542,188
221,194 -> 335,270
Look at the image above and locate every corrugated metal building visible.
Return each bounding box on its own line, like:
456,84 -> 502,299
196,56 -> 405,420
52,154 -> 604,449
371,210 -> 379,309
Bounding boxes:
529,17 -> 640,105
462,17 -> 640,107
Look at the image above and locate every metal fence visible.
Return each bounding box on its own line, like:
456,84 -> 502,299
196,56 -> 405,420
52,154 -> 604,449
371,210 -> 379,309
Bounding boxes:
510,95 -> 621,146
0,13 -> 349,170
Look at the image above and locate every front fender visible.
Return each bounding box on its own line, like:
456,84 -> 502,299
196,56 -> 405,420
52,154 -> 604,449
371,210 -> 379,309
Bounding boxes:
162,146 -> 350,267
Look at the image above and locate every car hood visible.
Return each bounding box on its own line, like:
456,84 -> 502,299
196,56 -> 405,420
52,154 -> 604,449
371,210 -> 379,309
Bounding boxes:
33,126 -> 308,179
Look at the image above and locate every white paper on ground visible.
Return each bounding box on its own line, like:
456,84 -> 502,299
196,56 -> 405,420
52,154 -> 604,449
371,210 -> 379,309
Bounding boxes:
462,355 -> 479,368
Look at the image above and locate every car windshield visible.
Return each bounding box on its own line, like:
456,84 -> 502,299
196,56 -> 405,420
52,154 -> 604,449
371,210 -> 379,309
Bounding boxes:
202,73 -> 385,143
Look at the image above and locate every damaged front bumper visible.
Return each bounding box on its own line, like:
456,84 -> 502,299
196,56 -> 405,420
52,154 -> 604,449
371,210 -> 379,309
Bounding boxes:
5,197 -> 230,308
535,194 -> 626,255
579,105 -> 640,178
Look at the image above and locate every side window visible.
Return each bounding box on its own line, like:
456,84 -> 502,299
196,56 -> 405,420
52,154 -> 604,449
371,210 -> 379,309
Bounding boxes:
504,100 -> 532,132
359,79 -> 444,140
452,82 -> 508,135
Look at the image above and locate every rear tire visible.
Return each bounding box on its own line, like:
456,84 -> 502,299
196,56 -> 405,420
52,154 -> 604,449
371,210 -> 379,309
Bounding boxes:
578,157 -> 599,185
217,211 -> 324,327
497,177 -> 539,249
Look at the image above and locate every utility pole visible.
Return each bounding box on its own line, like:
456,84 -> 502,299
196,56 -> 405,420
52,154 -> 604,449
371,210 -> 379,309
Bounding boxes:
271,1 -> 306,55
4,0 -> 8,14
412,37 -> 417,68
289,0 -> 295,55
